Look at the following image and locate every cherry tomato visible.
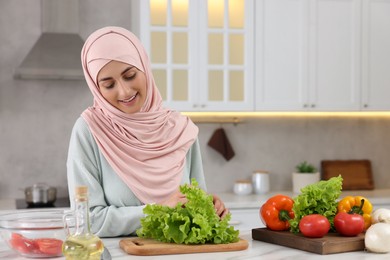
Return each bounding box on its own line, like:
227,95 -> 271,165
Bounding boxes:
334,212 -> 364,236
35,238 -> 63,256
299,214 -> 330,238
9,233 -> 38,254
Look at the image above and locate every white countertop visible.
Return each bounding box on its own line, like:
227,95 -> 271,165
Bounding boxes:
1,230 -> 389,260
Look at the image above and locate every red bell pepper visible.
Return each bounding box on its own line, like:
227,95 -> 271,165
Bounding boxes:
260,194 -> 295,231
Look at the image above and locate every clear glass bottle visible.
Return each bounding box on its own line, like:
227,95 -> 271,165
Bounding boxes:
62,186 -> 104,260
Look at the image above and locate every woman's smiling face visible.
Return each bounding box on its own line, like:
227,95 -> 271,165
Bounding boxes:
97,60 -> 147,114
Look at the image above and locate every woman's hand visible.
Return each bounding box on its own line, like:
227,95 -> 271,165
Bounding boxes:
213,194 -> 229,219
158,189 -> 187,208
158,190 -> 229,219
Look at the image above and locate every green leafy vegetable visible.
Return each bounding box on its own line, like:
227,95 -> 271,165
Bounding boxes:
136,179 -> 239,244
295,161 -> 317,173
289,175 -> 343,233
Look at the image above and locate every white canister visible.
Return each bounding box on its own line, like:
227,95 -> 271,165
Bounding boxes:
252,171 -> 270,194
233,180 -> 253,195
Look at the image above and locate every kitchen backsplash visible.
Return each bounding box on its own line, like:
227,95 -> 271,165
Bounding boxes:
1,0 -> 390,199
198,117 -> 390,193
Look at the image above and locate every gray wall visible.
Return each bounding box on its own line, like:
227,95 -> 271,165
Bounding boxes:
199,117 -> 390,193
1,1 -> 389,200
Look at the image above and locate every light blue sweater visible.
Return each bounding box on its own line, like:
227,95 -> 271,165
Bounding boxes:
66,117 -> 206,237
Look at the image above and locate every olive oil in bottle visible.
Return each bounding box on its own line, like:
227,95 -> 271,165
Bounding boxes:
62,186 -> 104,260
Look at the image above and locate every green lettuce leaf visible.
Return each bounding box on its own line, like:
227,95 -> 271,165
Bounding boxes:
289,175 -> 343,233
136,179 -> 239,244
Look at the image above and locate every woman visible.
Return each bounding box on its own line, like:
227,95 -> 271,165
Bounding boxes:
66,26 -> 228,237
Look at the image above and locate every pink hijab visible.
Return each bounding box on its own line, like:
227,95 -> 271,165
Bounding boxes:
80,26 -> 198,204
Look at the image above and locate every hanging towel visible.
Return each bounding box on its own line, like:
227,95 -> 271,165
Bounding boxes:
207,128 -> 235,161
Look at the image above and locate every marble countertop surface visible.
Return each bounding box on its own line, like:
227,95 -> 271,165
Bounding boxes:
1,229 -> 389,260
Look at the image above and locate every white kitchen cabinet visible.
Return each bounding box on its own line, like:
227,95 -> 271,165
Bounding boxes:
255,0 -> 361,111
131,0 -> 390,112
255,0 -> 309,111
361,0 -> 390,110
308,0 -> 361,111
131,0 -> 255,112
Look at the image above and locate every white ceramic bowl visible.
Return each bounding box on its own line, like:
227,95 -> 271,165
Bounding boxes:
233,180 -> 253,195
0,209 -> 66,258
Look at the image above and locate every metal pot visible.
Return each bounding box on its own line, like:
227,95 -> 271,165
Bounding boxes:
24,183 -> 57,205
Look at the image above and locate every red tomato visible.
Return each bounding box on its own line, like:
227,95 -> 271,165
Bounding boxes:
35,238 -> 63,256
334,212 -> 364,236
9,233 -> 38,254
299,214 -> 330,238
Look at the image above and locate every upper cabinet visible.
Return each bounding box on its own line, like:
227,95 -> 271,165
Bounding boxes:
131,0 -> 390,112
254,0 -> 309,111
131,0 -> 255,111
308,0 -> 361,111
361,0 -> 390,111
255,0 -> 361,111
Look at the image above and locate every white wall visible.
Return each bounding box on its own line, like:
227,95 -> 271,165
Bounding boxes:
1,1 -> 389,200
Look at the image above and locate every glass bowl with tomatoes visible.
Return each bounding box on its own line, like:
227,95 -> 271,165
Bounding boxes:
0,209 -> 66,258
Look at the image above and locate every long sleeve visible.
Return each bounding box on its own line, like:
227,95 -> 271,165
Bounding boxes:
66,117 -> 206,237
184,136 -> 207,191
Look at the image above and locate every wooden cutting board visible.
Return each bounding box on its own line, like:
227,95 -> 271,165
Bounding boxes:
321,159 -> 374,190
252,228 -> 365,255
119,237 -> 248,256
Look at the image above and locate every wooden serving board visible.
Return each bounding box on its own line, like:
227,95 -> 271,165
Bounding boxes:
119,237 -> 248,256
321,159 -> 374,190
252,228 -> 365,255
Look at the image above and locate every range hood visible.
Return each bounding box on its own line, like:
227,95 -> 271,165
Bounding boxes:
15,0 -> 84,80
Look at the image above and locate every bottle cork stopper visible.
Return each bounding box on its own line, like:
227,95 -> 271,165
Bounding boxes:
75,186 -> 88,197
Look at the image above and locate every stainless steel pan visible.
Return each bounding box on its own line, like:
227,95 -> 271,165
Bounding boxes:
24,183 -> 57,205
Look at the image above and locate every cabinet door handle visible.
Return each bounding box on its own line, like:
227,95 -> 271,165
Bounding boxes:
311,104 -> 316,108
364,104 -> 368,108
